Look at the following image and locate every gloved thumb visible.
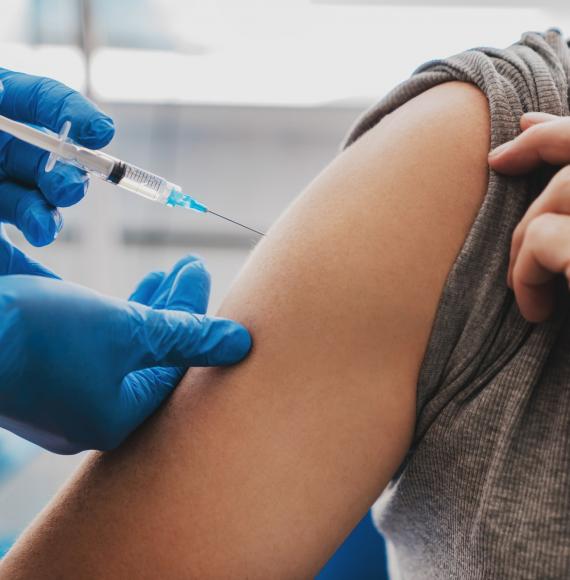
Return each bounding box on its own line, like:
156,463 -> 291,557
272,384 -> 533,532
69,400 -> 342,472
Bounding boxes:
122,304 -> 252,373
0,227 -> 60,278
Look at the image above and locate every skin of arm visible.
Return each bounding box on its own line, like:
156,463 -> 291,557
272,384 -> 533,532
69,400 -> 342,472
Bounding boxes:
0,81 -> 490,579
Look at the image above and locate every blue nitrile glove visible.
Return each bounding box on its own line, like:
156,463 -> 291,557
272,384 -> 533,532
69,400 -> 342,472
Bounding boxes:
0,69 -> 252,453
0,255 -> 251,454
0,224 -> 56,277
0,67 -> 115,252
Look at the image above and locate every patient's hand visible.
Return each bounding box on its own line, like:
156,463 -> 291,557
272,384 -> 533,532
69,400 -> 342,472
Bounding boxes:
489,112 -> 570,322
0,81 -> 490,579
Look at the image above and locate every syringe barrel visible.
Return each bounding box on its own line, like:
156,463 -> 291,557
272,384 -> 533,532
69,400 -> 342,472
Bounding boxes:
0,113 -> 187,209
63,143 -> 116,177
104,160 -> 176,204
67,141 -> 186,207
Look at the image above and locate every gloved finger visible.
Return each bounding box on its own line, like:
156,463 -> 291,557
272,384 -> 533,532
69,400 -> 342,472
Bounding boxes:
0,69 -> 115,149
0,243 -> 59,278
0,226 -> 59,277
163,260 -> 211,314
123,367 -> 185,415
0,181 -> 62,246
129,270 -> 166,304
129,256 -> 202,307
149,255 -> 207,309
121,305 -> 252,373
1,138 -> 88,207
104,367 -> 186,449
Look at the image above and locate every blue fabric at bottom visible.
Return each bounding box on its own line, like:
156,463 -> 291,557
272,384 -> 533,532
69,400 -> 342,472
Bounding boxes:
0,537 -> 14,558
316,512 -> 388,579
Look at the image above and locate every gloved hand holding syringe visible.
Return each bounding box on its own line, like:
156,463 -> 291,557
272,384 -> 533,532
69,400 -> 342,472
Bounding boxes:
0,66 -> 255,455
0,114 -> 265,237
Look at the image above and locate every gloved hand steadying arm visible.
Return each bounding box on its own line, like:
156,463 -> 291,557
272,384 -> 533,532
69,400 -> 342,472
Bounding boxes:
0,69 -> 252,453
0,255 -> 251,454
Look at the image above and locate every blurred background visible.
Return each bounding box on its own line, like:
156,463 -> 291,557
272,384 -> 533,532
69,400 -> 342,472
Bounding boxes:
0,0 -> 569,577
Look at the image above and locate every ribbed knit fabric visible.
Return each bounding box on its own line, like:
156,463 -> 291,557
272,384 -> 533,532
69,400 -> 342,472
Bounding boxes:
340,30 -> 570,579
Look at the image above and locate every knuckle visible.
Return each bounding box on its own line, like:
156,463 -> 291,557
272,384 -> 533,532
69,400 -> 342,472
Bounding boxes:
527,121 -> 570,162
525,213 -> 560,246
35,77 -> 62,102
35,77 -> 76,125
523,122 -> 551,146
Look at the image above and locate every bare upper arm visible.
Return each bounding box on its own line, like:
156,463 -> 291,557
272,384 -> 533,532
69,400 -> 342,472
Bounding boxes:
0,81 -> 490,579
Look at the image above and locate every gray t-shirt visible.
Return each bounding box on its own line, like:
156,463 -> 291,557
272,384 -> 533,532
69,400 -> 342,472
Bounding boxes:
341,29 -> 570,579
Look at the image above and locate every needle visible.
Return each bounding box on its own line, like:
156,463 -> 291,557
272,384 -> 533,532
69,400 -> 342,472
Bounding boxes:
207,209 -> 265,237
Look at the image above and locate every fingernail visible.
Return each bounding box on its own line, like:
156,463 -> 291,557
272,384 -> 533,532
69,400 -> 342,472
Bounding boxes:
488,141 -> 511,158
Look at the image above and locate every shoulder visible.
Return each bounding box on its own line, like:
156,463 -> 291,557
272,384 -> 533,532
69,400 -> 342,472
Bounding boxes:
350,80 -> 490,180
227,81 -> 493,376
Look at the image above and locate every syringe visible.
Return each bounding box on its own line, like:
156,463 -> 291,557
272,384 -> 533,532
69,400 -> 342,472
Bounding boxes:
0,115 -> 265,237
